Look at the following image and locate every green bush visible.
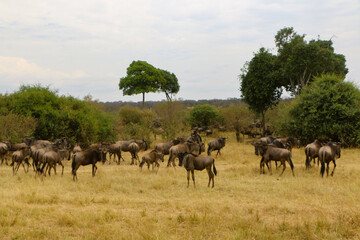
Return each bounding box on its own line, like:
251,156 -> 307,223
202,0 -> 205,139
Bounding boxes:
0,85 -> 115,145
189,104 -> 223,128
117,106 -> 155,144
154,101 -> 187,140
276,74 -> 360,146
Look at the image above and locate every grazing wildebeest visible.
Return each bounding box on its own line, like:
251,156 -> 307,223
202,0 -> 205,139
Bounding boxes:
178,152 -> 217,188
257,144 -> 295,177
0,142 -> 8,165
139,150 -> 164,172
167,141 -> 200,167
10,147 -> 31,175
40,148 -> 71,176
207,137 -> 227,156
319,142 -> 341,177
305,139 -> 323,168
72,147 -> 106,181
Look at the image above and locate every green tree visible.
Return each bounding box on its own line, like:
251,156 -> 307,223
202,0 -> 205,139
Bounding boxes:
189,104 -> 222,128
119,61 -> 165,107
240,47 -> 282,133
276,74 -> 360,146
275,27 -> 348,95
158,69 -> 180,101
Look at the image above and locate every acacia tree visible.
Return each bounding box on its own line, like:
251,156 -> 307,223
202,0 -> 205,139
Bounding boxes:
275,27 -> 348,95
158,69 -> 180,101
240,48 -> 282,133
119,61 -> 165,107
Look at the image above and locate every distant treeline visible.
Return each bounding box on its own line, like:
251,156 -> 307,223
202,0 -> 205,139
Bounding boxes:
100,98 -> 244,112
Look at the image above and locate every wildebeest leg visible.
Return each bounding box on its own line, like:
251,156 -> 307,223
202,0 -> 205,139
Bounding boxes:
268,160 -> 273,175
72,164 -> 81,181
331,160 -> 336,176
187,170 -> 190,187
59,162 -> 64,175
326,162 -> 330,177
147,162 -> 150,171
92,164 -> 98,176
216,150 -> 220,157
278,161 -> 286,177
16,162 -> 21,174
206,167 -> 214,188
191,170 -> 195,187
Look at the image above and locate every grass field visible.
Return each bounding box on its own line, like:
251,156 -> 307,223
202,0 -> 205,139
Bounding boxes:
1,135 -> 360,240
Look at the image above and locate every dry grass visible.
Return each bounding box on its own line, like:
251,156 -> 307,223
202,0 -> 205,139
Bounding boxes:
1,134 -> 360,239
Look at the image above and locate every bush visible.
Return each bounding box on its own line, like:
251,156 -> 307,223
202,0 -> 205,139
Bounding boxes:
276,74 -> 360,146
154,101 -> 187,140
189,104 -> 223,128
0,85 -> 116,145
0,113 -> 38,142
117,106 -> 155,144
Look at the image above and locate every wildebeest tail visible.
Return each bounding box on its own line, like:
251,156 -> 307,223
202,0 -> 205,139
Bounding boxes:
213,159 -> 217,176
320,151 -> 325,177
289,157 -> 294,170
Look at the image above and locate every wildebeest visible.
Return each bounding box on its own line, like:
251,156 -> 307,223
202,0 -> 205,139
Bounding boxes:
207,137 -> 227,156
0,142 -> 8,165
128,142 -> 141,165
139,150 -> 164,172
257,144 -> 295,177
154,139 -> 180,155
118,139 -> 148,162
319,142 -> 341,177
167,141 -> 201,167
305,139 -> 323,168
178,152 -> 217,188
10,147 -> 31,175
40,148 -> 71,176
105,142 -> 122,164
71,147 -> 106,181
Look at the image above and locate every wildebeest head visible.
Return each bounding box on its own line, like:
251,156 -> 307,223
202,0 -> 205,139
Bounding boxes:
178,152 -> 187,166
158,152 -> 165,162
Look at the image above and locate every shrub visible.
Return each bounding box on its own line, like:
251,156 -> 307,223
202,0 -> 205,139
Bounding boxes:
0,85 -> 116,145
276,74 -> 360,146
189,104 -> 223,128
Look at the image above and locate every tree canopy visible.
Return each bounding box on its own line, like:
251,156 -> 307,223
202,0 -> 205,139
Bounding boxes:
159,69 -> 180,101
275,27 -> 348,95
119,60 -> 180,105
240,47 -> 282,132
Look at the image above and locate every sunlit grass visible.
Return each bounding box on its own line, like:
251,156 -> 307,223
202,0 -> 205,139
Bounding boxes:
0,134 -> 360,239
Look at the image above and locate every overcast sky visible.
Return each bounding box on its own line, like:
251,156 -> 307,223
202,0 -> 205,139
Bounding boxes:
0,0 -> 359,102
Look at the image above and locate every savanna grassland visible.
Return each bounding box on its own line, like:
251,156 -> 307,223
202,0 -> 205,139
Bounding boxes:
1,134 -> 360,240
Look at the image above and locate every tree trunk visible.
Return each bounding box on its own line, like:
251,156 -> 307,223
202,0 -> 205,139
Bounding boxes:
142,92 -> 145,108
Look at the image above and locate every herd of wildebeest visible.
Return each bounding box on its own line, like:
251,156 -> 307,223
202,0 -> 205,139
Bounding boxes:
0,129 -> 342,187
